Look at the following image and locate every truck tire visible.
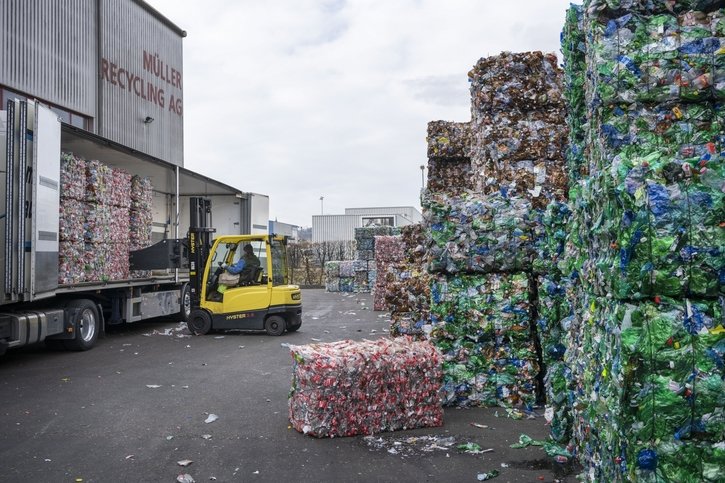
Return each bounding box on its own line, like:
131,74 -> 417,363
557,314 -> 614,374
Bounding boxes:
264,315 -> 286,336
188,309 -> 212,335
64,299 -> 100,351
175,284 -> 191,322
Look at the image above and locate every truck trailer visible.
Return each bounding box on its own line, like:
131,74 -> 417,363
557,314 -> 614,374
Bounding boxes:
0,99 -> 256,354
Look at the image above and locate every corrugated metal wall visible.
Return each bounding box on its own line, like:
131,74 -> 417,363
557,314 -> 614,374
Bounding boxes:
0,0 -> 97,117
312,215 -> 360,243
344,206 -> 422,221
0,0 -> 184,166
99,0 -> 184,165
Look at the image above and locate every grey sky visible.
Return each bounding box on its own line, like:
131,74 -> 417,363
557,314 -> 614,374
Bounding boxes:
148,0 -> 575,227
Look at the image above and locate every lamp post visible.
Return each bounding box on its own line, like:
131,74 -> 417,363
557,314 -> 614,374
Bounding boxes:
320,196 -> 324,215
419,165 -> 425,189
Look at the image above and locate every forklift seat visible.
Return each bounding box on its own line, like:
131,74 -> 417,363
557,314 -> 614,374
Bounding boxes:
239,267 -> 264,286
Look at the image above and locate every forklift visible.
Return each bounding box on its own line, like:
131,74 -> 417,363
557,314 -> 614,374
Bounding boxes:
185,198 -> 302,336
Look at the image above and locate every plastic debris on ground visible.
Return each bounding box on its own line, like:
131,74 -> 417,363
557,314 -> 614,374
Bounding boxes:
476,470 -> 500,481
363,434 -> 457,457
288,337 -> 443,438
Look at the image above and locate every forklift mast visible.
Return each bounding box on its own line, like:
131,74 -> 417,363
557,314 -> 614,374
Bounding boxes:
188,198 -> 215,309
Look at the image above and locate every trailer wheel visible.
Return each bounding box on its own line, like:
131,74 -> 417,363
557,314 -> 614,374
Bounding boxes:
264,315 -> 286,336
175,284 -> 191,322
188,309 -> 212,335
64,299 -> 100,351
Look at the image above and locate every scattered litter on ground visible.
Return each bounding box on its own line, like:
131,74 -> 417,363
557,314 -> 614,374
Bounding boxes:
145,384 -> 161,389
176,475 -> 194,483
476,470 -> 500,481
363,435 -> 457,457
177,460 -> 193,467
204,414 -> 218,424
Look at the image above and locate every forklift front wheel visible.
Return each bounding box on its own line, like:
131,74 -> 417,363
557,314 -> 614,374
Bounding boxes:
188,309 -> 212,335
264,315 -> 286,336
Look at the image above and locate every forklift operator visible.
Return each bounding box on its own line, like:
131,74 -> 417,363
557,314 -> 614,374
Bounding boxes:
225,244 -> 261,284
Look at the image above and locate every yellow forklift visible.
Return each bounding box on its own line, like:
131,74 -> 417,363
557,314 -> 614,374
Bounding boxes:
185,198 -> 302,336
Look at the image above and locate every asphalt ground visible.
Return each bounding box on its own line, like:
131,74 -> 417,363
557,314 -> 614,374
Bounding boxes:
0,289 -> 579,483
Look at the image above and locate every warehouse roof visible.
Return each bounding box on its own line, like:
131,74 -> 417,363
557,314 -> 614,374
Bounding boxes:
61,124 -> 246,198
133,0 -> 187,38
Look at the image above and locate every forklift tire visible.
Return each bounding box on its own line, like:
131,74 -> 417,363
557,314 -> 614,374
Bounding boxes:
264,315 -> 286,336
188,309 -> 212,335
287,319 -> 302,332
64,299 -> 100,351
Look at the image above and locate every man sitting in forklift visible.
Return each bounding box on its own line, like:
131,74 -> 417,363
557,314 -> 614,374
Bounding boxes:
226,244 -> 261,284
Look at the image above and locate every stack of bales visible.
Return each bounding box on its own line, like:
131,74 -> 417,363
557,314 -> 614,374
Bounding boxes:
384,223 -> 431,337
59,153 -> 133,283
422,54 -> 569,409
324,226 -> 399,293
560,2 -> 725,481
58,152 -> 154,284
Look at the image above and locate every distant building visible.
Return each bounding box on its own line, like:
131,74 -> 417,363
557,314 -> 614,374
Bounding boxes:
312,206 -> 422,242
269,220 -> 300,241
297,227 -> 312,241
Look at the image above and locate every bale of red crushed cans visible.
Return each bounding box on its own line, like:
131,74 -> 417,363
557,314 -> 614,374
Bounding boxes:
59,152 -> 153,284
288,337 -> 443,438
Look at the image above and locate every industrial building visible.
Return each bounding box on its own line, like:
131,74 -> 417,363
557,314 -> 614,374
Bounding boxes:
269,220 -> 301,241
312,206 -> 422,242
0,0 -> 268,236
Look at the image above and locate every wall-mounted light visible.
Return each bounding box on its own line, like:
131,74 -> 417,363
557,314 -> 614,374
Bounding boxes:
143,116 -> 154,124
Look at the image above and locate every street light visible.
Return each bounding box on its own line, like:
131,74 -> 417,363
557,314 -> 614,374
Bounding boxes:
419,165 -> 425,189
320,196 -> 324,215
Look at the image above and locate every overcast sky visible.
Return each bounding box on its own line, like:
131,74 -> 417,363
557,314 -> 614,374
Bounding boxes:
148,0 -> 574,227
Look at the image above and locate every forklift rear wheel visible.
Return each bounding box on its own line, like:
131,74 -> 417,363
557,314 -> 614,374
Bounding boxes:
64,299 -> 100,351
188,309 -> 212,335
264,315 -> 286,336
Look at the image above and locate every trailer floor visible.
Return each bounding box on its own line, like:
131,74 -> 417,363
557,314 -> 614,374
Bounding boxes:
0,289 -> 579,483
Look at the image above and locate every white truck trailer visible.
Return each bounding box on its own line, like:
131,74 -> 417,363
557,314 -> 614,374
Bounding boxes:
0,99 -> 256,354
